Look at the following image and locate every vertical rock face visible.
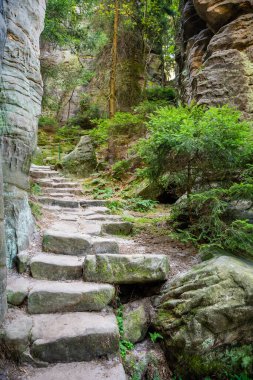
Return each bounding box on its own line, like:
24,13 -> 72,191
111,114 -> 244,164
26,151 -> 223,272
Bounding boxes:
0,0 -> 7,323
177,0 -> 253,117
0,0 -> 46,267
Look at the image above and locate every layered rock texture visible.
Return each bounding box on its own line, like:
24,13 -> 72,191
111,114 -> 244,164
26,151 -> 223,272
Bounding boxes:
0,0 -> 46,267
154,256 -> 253,376
177,0 -> 253,117
0,0 -> 7,324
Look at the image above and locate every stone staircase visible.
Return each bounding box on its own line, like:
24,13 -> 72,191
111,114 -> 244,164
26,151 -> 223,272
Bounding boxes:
1,165 -> 170,379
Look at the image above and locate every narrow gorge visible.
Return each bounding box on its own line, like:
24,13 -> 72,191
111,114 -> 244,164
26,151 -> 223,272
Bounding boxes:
0,1 -> 253,380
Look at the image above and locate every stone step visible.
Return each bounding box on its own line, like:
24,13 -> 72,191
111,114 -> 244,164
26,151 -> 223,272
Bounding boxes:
30,170 -> 58,179
28,281 -> 115,314
38,197 -> 80,208
30,253 -> 84,280
42,231 -> 91,255
37,180 -> 79,188
43,187 -> 83,195
80,200 -> 108,208
101,222 -> 133,236
2,309 -> 119,363
46,193 -> 75,198
22,359 -> 127,380
42,230 -> 119,256
83,254 -> 170,284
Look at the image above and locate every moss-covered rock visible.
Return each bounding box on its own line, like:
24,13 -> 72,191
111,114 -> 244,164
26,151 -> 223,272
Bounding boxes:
83,254 -> 170,284
123,299 -> 151,343
153,255 -> 253,378
62,136 -> 97,178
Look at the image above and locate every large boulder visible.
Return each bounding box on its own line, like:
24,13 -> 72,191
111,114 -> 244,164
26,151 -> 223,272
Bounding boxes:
178,1 -> 253,118
62,135 -> 97,177
154,256 -> 253,377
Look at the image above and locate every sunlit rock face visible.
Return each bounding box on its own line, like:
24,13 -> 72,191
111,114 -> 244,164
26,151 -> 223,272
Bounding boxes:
0,0 -> 46,267
178,0 -> 253,117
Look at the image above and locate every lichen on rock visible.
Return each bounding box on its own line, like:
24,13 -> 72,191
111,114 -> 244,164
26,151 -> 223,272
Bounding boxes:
153,255 -> 253,377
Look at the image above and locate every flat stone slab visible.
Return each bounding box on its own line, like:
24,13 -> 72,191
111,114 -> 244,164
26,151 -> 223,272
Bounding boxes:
101,222 -> 133,236
30,170 -> 58,179
91,238 -> 119,254
30,253 -> 84,280
1,310 -> 119,364
23,359 -> 127,380
80,200 -> 107,208
43,231 -> 91,255
28,281 -> 115,314
83,254 -> 170,284
30,312 -> 119,363
38,181 -> 80,189
39,197 -> 79,208
44,188 -> 83,195
7,276 -> 30,306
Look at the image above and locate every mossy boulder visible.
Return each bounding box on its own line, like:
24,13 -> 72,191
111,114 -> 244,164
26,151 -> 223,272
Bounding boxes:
83,254 -> 169,284
62,136 -> 97,177
123,299 -> 151,343
153,256 -> 253,378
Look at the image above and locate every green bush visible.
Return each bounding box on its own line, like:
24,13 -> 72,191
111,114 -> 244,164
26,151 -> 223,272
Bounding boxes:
111,160 -> 131,180
38,116 -> 58,133
144,86 -> 176,102
90,112 -> 145,145
138,105 -> 253,198
172,183 -> 253,260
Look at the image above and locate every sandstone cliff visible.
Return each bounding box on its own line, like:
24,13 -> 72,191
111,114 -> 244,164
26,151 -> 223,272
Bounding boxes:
177,0 -> 253,117
0,0 -> 46,268
0,0 -> 7,324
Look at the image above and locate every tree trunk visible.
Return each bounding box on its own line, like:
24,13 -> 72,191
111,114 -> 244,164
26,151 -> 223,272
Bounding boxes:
109,0 -> 119,118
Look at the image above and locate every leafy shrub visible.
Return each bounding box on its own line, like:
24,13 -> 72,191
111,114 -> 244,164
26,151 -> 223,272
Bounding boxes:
90,112 -> 145,145
144,86 -> 176,102
172,183 -> 253,260
38,115 -> 58,133
111,160 -> 131,180
138,105 -> 253,198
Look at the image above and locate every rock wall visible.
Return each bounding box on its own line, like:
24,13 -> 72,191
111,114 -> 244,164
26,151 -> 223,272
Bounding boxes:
177,0 -> 253,117
0,0 -> 46,267
0,0 -> 7,324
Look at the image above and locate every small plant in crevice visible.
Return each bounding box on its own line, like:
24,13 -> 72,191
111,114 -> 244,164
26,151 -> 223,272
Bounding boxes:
116,305 -> 134,360
149,332 -> 164,344
30,182 -> 42,196
29,201 -> 42,221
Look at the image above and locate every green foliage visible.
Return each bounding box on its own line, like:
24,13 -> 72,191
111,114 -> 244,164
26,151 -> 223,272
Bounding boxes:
149,332 -> 164,343
106,197 -> 158,213
116,305 -> 134,360
42,0 -> 105,52
174,345 -> 253,379
138,105 -> 253,197
111,160 -> 132,180
144,87 -> 176,102
90,112 -> 145,145
38,116 -> 59,133
29,201 -> 42,221
30,183 -> 42,196
172,183 -> 253,260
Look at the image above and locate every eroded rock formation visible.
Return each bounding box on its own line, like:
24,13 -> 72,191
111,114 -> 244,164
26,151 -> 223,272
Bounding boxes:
0,0 -> 46,267
178,0 -> 253,117
154,256 -> 253,376
0,0 -> 7,323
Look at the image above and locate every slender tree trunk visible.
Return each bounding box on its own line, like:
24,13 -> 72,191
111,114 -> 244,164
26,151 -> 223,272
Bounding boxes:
109,0 -> 119,118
